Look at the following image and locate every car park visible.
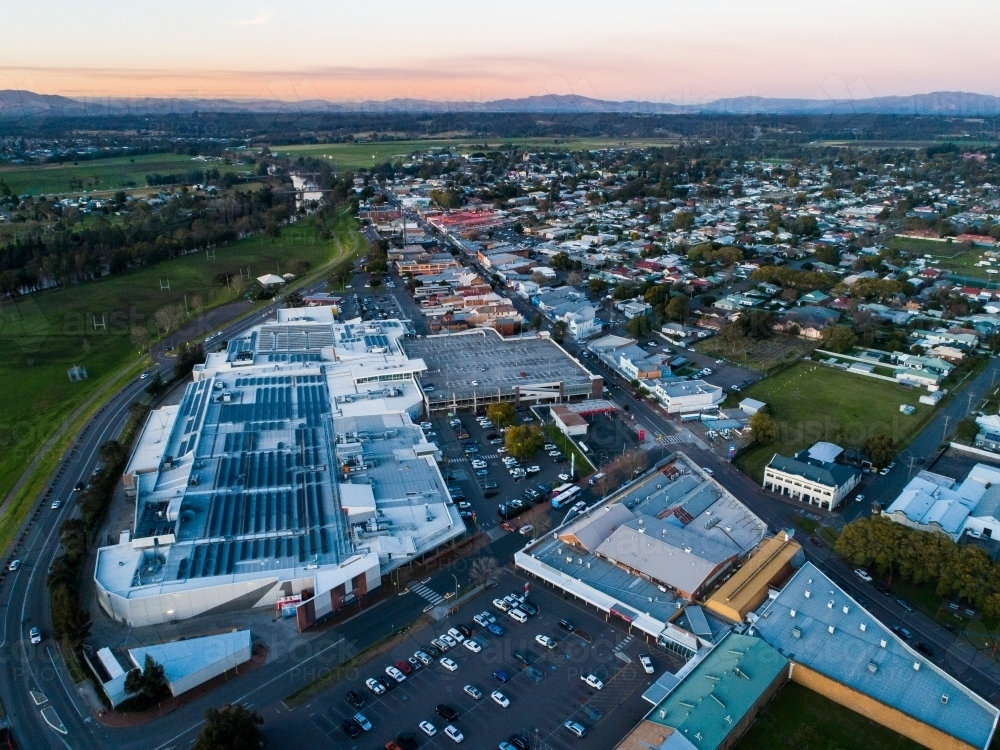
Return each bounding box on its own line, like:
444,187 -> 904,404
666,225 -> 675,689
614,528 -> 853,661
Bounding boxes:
444,725 -> 464,743
440,657 -> 459,671
582,673 -> 604,690
419,721 -> 437,737
640,655 -> 654,673
491,690 -> 510,707
463,684 -> 483,700
365,677 -> 386,695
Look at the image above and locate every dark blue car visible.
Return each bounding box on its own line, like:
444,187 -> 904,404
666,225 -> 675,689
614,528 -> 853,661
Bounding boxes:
486,623 -> 504,637
493,669 -> 510,683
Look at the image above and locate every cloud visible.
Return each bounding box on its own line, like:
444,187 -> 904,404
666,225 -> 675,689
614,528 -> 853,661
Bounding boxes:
229,11 -> 272,26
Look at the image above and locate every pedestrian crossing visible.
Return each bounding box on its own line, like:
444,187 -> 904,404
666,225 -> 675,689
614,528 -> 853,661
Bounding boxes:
658,435 -> 686,445
409,582 -> 445,605
613,635 -> 634,654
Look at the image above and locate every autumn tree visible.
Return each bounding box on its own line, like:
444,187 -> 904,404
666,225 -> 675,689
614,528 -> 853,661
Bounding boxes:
504,425 -> 545,460
749,412 -> 779,444
486,402 -> 515,428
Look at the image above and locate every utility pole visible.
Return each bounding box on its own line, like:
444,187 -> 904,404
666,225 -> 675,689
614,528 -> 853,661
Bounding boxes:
968,391 -> 977,413
908,455 -> 918,478
942,415 -> 952,442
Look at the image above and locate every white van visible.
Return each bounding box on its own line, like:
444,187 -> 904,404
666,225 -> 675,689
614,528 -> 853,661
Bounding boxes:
508,609 -> 528,624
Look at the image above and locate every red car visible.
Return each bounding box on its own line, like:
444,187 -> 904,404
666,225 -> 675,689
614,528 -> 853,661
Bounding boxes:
500,521 -> 517,533
394,660 -> 414,676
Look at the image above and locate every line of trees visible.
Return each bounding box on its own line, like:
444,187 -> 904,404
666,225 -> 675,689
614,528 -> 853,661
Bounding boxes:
835,515 -> 1000,617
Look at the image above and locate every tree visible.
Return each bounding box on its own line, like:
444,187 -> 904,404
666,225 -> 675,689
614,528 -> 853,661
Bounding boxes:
551,320 -> 567,343
865,432 -> 895,469
822,325 -> 858,354
194,704 -> 264,750
588,278 -> 608,296
621,450 -> 649,479
486,402 -> 515,428
671,211 -> 694,231
749,412 -> 779,444
814,246 -> 841,265
566,271 -> 583,288
125,655 -> 170,702
665,295 -> 689,322
530,272 -> 549,286
146,370 -> 165,398
625,315 -> 651,338
737,309 -> 774,340
98,440 -> 127,469
328,259 -> 354,289
285,290 -> 304,308
470,556 -> 500,588
174,342 -> 206,378
504,425 -> 545,460
130,325 -> 151,353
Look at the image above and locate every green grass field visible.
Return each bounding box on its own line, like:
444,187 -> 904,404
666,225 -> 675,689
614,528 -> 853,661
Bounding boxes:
0,211 -> 363,553
273,137 -> 678,170
888,235 -> 998,282
735,683 -> 923,750
0,153 -> 249,196
734,361 -> 934,482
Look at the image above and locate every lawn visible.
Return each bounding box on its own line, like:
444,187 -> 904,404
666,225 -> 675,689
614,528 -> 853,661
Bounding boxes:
735,683 -> 923,750
0,153 -> 249,196
887,236 -> 998,283
694,334 -> 815,374
734,361 -> 935,482
0,211 -> 363,553
274,137 -> 679,171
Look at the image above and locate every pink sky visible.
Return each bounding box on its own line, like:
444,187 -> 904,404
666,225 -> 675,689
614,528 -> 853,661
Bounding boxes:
2,1 -> 998,102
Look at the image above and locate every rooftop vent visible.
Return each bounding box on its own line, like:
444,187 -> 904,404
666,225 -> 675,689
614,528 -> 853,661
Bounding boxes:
868,660 -> 879,674
792,626 -> 802,638
827,600 -> 834,609
880,639 -> 887,649
842,605 -> 850,614
828,625 -> 835,634
941,694 -> 949,705
913,662 -> 921,671
804,590 -> 811,599
789,609 -> 796,618
860,623 -> 867,632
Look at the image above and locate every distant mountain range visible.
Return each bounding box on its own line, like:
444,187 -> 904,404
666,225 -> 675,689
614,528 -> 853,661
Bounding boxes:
3,89 -> 1000,118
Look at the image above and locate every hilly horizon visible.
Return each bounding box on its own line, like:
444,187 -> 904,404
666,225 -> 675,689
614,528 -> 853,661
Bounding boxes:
3,89 -> 1000,119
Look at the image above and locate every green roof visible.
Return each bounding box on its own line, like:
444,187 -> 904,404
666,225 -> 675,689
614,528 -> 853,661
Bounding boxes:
648,633 -> 787,750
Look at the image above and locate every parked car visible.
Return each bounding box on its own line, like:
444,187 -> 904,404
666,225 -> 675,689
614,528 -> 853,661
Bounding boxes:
413,650 -> 432,666
419,721 -> 437,737
463,684 -> 483,700
535,634 -> 556,649
353,713 -> 372,731
340,718 -> 362,738
892,625 -> 913,640
913,641 -> 934,657
491,690 -> 510,707
385,666 -> 407,683
486,623 -> 504,637
582,673 -> 604,690
809,536 -> 824,548
345,690 -> 365,709
896,598 -> 915,613
447,627 -> 465,643
436,704 -> 459,722
365,677 -> 386,695
493,669 -> 510,683
558,618 -> 575,632
443,725 -> 464,743
639,655 -> 654,673
463,639 -> 482,653
564,721 -> 587,738
854,569 -> 873,582
440,657 -> 459,671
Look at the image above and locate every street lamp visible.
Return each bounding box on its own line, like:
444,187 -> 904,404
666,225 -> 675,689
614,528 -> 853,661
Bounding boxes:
451,573 -> 459,599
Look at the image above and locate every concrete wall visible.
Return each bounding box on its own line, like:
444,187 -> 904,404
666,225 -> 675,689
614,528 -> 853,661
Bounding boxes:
788,662 -> 983,750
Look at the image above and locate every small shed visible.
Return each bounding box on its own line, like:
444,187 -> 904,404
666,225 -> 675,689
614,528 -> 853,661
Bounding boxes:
739,398 -> 766,415
257,273 -> 286,287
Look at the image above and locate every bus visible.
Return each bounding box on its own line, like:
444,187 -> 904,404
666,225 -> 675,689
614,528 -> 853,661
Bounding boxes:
552,482 -> 574,496
551,485 -> 582,508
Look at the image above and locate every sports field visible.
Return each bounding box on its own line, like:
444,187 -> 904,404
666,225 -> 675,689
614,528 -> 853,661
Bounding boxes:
734,361 -> 934,481
274,137 -> 678,170
888,235 -> 999,283
735,683 -> 922,750
0,152 -> 249,196
0,211 -> 362,552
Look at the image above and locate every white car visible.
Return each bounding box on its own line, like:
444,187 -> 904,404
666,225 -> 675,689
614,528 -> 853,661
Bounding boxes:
385,666 -> 407,683
497,447 -> 508,454
535,634 -> 556,649
518,524 -> 534,536
8,559 -> 19,571
702,467 -> 714,476
855,568 -> 873,582
471,460 -> 487,469
582,673 -> 604,690
441,633 -> 459,648
463,638 -> 482,653
440,657 -> 459,671
639,655 -> 654,674
855,494 -> 866,502
444,725 -> 464,743
508,609 -> 528,623
463,684 -> 483,700
447,627 -> 466,643
547,450 -> 561,457
526,465 -> 540,474
570,501 -> 586,513
473,612 -> 495,627
414,650 -> 433,665
493,598 -> 511,612
365,677 -> 386,695
29,627 -> 41,644
419,721 -> 437,737
51,500 -> 62,509
558,473 -> 571,482
491,690 -> 510,707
